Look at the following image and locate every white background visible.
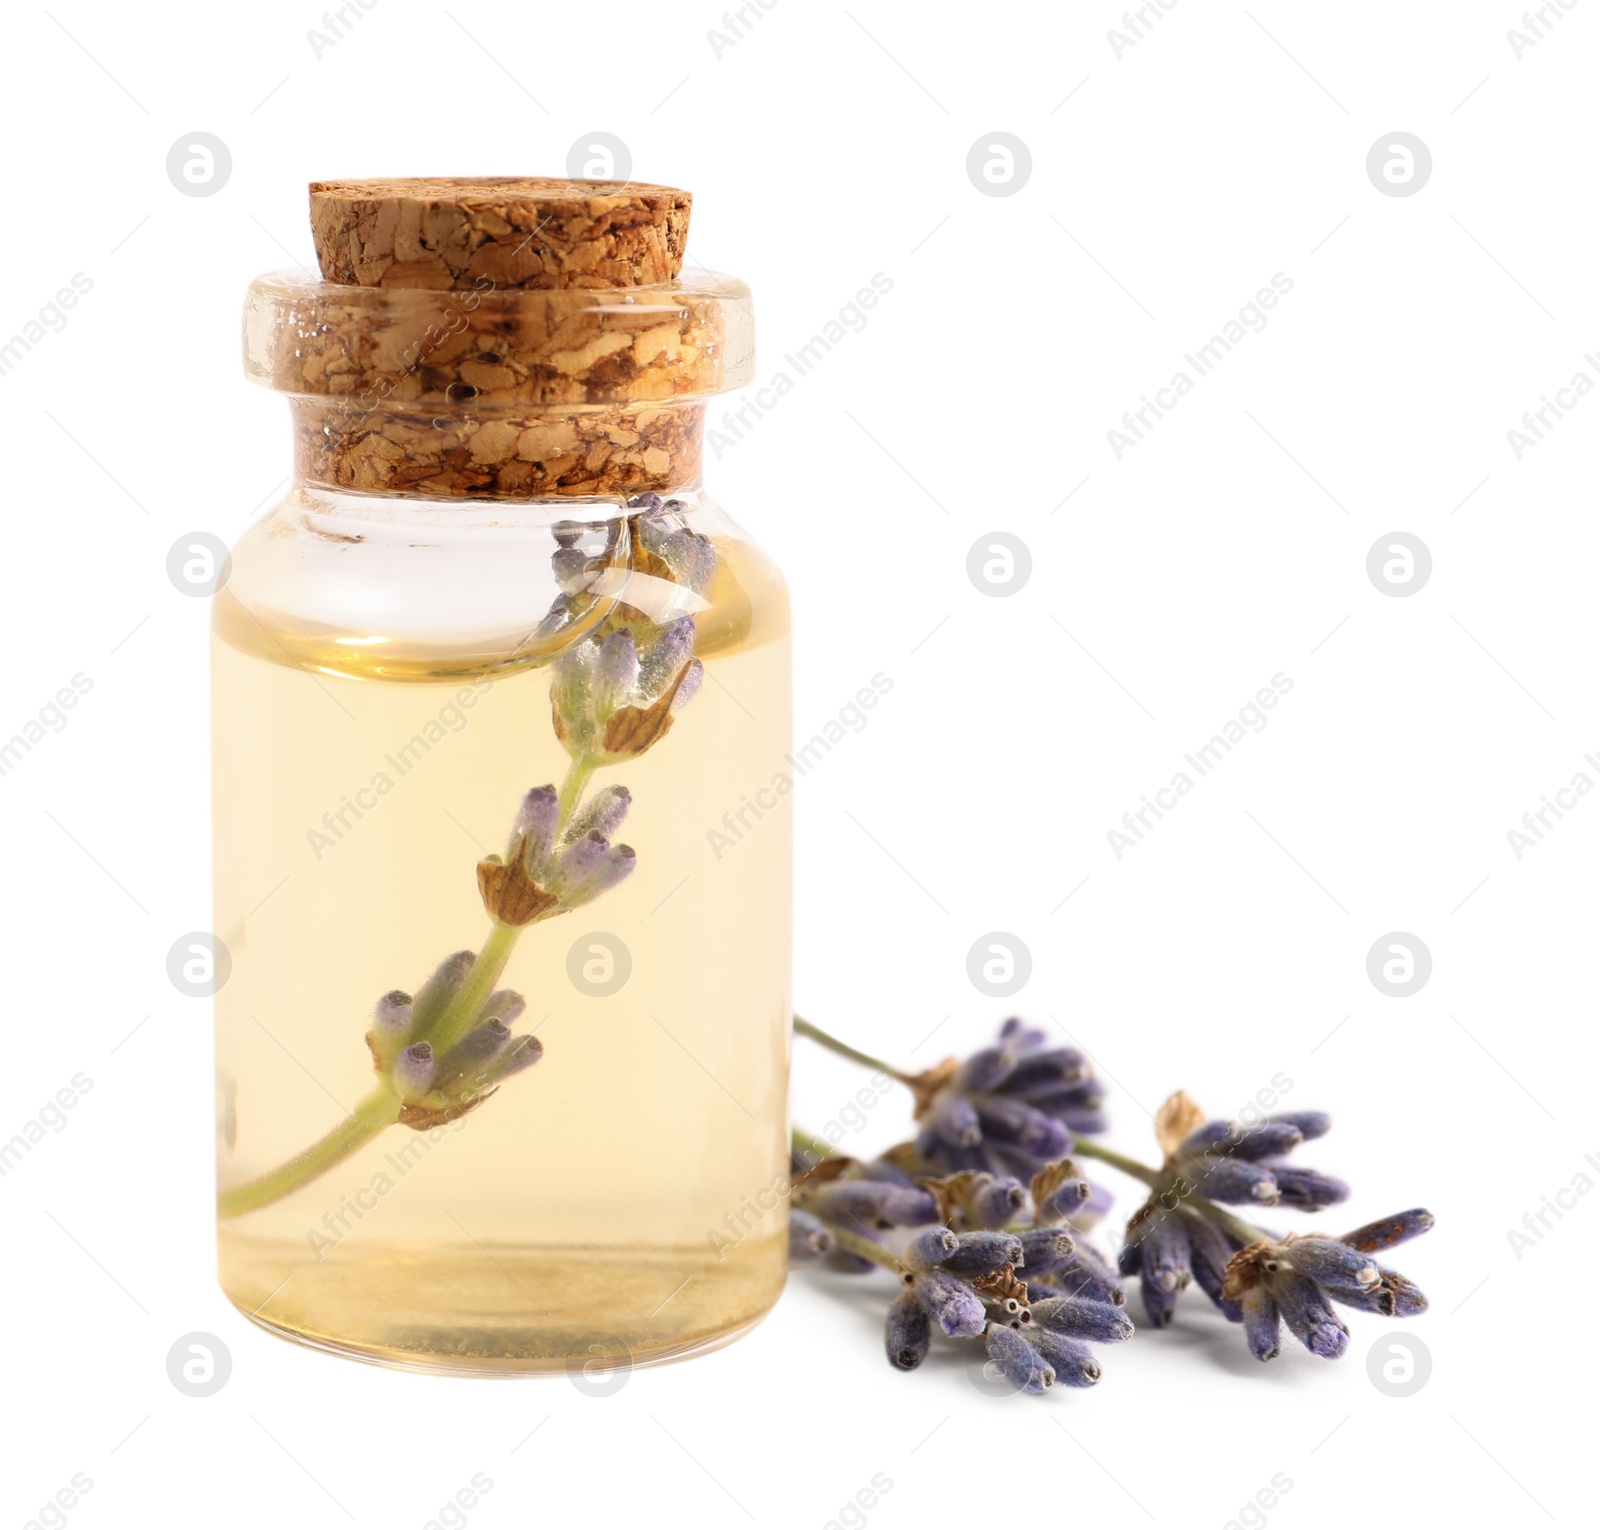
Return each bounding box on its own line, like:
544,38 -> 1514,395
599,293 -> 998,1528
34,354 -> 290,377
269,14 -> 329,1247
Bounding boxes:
2,2 -> 1595,1526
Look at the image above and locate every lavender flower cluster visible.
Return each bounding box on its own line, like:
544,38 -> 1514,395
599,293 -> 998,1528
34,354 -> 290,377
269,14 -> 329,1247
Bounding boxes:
1121,1096 -> 1432,1362
791,1154 -> 1131,1395
790,1020 -> 1434,1392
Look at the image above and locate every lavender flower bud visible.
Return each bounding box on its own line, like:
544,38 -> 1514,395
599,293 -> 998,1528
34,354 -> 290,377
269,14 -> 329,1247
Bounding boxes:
913,1269 -> 987,1338
1017,1228 -> 1075,1276
957,1046 -> 1016,1093
788,1210 -> 835,1262
1060,1243 -> 1126,1307
483,1033 -> 542,1084
1179,1120 -> 1303,1161
563,785 -> 633,846
974,1097 -> 1071,1159
1241,1285 -> 1281,1361
904,1227 -> 960,1270
434,1019 -> 511,1096
1282,1237 -> 1379,1291
825,1249 -> 878,1275
926,1090 -> 982,1149
1269,1166 -> 1350,1210
1027,1329 -> 1101,1387
638,514 -> 715,593
372,990 -> 413,1039
550,833 -> 637,906
1341,1208 -> 1434,1253
479,989 -> 527,1025
880,1187 -> 940,1227
1139,1216 -> 1192,1327
985,1323 -> 1054,1394
365,990 -> 415,1064
805,1182 -> 938,1229
550,647 -> 597,750
513,786 -> 561,865
885,1291 -> 932,1371
940,1232 -> 1023,1277
1140,1276 -> 1181,1329
390,1042 -> 435,1102
999,1017 -> 1048,1051
1274,1272 -> 1349,1358
1073,1178 -> 1115,1226
593,630 -> 640,716
1186,1216 -> 1243,1320
1269,1110 -> 1331,1141
1030,1296 -> 1134,1343
1189,1157 -> 1280,1204
637,618 -> 697,699
1365,1265 -> 1429,1317
998,1048 -> 1089,1098
971,1176 -> 1028,1229
1039,1176 -> 1094,1222
410,950 -> 476,1033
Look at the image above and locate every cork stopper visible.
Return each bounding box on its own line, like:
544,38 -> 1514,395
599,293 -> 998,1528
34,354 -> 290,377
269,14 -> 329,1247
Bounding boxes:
309,177 -> 692,291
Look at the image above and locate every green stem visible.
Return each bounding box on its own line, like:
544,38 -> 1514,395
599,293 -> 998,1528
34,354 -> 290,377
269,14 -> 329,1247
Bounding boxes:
793,1015 -> 915,1085
557,755 -> 597,826
824,1222 -> 905,1273
423,753 -> 598,1059
218,1085 -> 400,1219
1072,1138 -> 1165,1190
790,1126 -> 835,1166
424,919 -> 520,1058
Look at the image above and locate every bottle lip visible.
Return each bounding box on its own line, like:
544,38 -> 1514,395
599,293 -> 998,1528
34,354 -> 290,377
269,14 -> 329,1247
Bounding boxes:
243,265 -> 755,406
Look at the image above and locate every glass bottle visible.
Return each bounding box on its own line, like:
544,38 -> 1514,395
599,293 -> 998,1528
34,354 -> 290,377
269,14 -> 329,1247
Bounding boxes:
212,180 -> 790,1373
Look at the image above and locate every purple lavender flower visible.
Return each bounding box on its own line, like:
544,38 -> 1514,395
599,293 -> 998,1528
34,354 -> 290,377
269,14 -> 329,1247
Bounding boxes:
1113,1092 -> 1431,1359
912,1269 -> 987,1338
801,1180 -> 939,1231
885,1291 -> 931,1371
1027,1328 -> 1103,1387
363,950 -> 545,1128
1216,1220 -> 1431,1361
476,784 -> 636,927
1029,1295 -> 1135,1344
909,1020 -> 1111,1200
789,1210 -> 835,1262
985,1323 -> 1054,1394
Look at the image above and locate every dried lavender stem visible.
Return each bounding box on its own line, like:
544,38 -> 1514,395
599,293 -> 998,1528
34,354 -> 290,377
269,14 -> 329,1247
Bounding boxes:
426,752 -> 596,1058
824,1223 -> 905,1273
791,1126 -> 835,1166
1072,1139 -> 1266,1245
793,1016 -> 915,1085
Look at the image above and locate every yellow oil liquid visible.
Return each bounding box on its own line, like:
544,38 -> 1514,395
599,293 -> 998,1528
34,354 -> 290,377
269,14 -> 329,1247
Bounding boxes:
213,525 -> 793,1373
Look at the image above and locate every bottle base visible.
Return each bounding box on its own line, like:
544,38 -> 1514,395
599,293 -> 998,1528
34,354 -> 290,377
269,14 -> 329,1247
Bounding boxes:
218,1230 -> 785,1376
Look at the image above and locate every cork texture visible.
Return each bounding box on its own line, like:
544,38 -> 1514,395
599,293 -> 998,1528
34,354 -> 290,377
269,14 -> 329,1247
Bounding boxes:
309,177 -> 692,291
291,399 -> 705,499
260,281 -> 730,408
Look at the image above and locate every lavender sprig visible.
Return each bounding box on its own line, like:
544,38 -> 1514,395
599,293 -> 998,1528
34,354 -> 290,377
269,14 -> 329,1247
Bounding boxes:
791,1147 -> 1133,1394
793,1020 -> 1433,1389
217,495 -> 712,1219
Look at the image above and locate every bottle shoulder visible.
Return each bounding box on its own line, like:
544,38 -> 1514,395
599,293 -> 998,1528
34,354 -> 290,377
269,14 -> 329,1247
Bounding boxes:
214,486 -> 787,681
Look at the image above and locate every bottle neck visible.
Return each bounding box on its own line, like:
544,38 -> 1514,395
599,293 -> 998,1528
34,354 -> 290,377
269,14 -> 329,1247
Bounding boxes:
290,397 -> 706,499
